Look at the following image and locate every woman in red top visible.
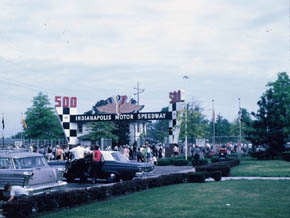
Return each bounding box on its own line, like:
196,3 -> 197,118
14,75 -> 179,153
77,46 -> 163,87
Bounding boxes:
90,145 -> 103,183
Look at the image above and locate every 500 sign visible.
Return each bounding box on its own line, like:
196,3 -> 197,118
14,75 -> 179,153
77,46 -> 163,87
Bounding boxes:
55,96 -> 77,108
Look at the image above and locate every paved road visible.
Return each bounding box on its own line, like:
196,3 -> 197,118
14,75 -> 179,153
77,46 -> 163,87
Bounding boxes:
61,165 -> 195,191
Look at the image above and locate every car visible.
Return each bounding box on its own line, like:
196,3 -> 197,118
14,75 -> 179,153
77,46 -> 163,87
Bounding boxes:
63,151 -> 154,183
0,149 -> 67,194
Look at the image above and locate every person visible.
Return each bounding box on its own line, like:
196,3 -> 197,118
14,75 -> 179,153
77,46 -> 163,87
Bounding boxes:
193,151 -> 200,166
122,146 -> 129,159
90,145 -> 103,184
4,183 -> 29,202
137,148 -> 143,162
173,144 -> 179,157
158,146 -> 163,159
55,145 -> 63,160
70,144 -> 86,160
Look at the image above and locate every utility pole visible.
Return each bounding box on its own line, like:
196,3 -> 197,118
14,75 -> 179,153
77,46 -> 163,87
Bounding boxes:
133,82 -> 144,147
134,82 -> 144,105
238,98 -> 242,159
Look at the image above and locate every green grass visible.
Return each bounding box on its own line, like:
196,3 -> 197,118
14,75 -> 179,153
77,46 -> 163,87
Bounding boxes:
40,180 -> 290,218
231,158 -> 290,177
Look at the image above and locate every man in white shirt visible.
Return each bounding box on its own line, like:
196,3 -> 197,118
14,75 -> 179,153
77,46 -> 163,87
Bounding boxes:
4,183 -> 29,201
70,144 -> 86,160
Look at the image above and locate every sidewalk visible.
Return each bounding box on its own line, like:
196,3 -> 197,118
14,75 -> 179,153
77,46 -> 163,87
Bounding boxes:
206,176 -> 290,182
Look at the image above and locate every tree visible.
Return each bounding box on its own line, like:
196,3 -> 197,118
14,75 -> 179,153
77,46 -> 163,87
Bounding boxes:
230,108 -> 253,137
214,114 -> 231,137
179,101 -> 210,141
246,72 -> 290,153
146,107 -> 169,142
24,92 -> 64,139
86,122 -> 118,143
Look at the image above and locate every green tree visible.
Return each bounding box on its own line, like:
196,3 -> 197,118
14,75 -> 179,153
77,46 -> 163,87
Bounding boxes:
86,122 -> 118,143
146,107 -> 169,142
230,108 -> 253,136
24,92 -> 64,139
246,72 -> 290,153
179,101 -> 210,140
214,114 -> 231,136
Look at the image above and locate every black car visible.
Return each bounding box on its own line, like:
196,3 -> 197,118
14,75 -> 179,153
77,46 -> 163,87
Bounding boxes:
63,151 -> 154,183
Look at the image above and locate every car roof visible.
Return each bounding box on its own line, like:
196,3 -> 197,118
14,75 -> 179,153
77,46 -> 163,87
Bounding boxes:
0,151 -> 43,159
101,151 -> 117,161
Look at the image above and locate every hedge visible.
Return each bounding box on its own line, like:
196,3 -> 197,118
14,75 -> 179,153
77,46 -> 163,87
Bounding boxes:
196,165 -> 231,177
157,157 -> 189,166
195,158 -> 241,177
174,159 -> 189,166
1,172 -> 211,218
282,152 -> 290,162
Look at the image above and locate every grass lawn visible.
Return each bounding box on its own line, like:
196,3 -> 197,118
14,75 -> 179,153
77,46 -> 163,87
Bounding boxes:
231,158 -> 290,177
40,180 -> 290,218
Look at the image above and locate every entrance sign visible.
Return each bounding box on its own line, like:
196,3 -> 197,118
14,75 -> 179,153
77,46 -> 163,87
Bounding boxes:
55,94 -> 182,145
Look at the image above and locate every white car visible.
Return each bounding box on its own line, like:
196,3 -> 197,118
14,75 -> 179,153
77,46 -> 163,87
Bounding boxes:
0,149 -> 66,194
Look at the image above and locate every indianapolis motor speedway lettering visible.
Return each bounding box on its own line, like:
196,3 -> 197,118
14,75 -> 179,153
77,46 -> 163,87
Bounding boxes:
74,112 -> 172,122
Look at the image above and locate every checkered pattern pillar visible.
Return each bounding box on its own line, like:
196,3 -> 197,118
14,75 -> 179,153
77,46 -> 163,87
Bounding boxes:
55,107 -> 78,145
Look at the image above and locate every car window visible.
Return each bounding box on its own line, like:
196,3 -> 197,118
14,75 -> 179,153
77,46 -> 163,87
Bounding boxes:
0,158 -> 13,169
111,152 -> 130,162
14,157 -> 46,169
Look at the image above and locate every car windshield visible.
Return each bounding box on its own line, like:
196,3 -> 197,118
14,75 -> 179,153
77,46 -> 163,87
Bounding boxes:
14,157 -> 47,169
0,158 -> 13,169
111,152 -> 130,162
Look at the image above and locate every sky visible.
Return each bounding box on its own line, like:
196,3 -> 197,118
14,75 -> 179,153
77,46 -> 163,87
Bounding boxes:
0,0 -> 289,137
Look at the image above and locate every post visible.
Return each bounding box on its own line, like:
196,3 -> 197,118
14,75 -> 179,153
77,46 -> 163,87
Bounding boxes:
1,113 -> 4,147
238,98 -> 242,159
185,103 -> 188,160
134,82 -> 144,105
212,100 -> 215,149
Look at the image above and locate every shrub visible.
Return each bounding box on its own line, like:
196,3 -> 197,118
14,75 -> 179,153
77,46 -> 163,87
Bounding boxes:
282,152 -> 290,162
210,171 -> 222,181
196,165 -> 231,177
174,159 -> 189,166
2,172 -> 207,217
157,158 -> 171,166
250,151 -> 273,160
199,159 -> 208,166
211,157 -> 220,163
187,172 -> 206,183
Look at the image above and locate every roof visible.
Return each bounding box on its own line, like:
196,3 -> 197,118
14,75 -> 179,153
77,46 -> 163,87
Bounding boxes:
96,103 -> 144,114
0,151 -> 43,159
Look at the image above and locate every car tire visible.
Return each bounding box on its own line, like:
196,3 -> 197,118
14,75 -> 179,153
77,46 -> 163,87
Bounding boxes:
107,173 -> 120,183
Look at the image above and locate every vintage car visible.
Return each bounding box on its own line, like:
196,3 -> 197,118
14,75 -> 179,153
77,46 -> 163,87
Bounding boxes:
0,149 -> 66,194
63,151 -> 154,183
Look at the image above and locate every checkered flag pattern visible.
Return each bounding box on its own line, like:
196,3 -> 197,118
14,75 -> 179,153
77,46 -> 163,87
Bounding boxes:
168,102 -> 184,144
55,107 -> 78,145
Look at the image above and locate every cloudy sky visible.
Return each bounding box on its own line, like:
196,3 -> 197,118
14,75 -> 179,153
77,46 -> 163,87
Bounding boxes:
0,0 -> 289,137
